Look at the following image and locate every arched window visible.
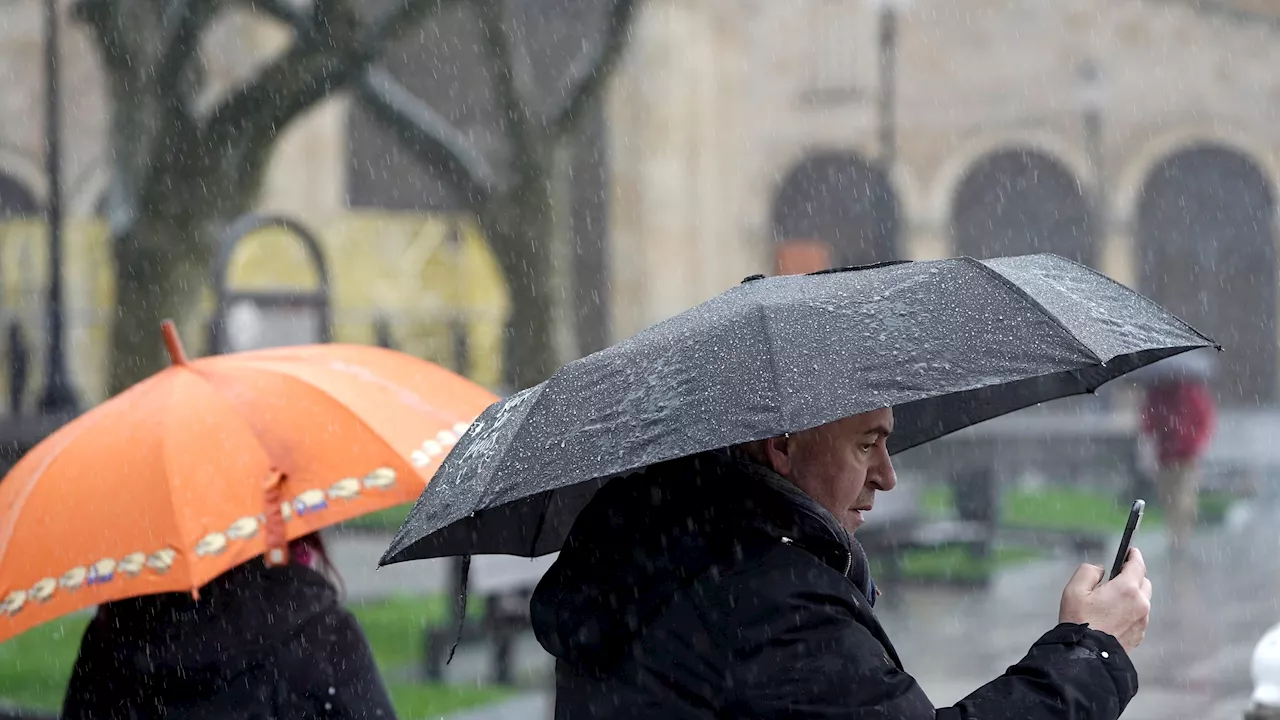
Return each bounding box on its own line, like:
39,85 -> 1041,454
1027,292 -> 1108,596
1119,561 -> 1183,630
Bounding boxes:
772,153 -> 899,273
1137,144 -> 1276,405
951,148 -> 1095,266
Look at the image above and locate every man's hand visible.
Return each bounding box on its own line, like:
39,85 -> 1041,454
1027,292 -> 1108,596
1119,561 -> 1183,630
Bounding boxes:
1058,548 -> 1152,652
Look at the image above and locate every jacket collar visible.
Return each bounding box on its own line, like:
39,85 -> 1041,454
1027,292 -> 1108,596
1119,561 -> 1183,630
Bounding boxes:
703,450 -> 877,606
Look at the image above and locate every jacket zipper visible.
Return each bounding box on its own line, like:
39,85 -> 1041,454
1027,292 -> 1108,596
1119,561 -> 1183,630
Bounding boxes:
758,468 -> 856,579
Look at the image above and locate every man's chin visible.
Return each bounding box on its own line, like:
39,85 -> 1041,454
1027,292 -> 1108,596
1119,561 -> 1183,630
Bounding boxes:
844,510 -> 866,533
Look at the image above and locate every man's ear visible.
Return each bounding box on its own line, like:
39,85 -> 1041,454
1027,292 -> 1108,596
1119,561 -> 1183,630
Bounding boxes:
764,434 -> 793,477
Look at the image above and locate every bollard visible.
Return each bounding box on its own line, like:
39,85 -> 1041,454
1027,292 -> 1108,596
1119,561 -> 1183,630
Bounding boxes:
1247,622 -> 1280,720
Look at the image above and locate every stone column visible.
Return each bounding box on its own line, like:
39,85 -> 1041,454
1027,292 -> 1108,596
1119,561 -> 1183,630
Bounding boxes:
900,222 -> 950,261
607,0 -> 742,341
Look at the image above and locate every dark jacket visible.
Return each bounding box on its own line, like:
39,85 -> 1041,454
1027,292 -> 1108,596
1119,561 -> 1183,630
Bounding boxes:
62,560 -> 396,720
530,450 -> 1139,719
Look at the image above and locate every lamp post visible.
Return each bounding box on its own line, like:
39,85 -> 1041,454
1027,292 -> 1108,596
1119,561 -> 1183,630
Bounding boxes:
870,0 -> 910,170
37,0 -> 80,416
1077,60 -> 1107,243
1077,61 -> 1110,415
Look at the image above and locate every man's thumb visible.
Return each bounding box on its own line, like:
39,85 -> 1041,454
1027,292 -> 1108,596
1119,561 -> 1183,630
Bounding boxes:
1067,563 -> 1105,592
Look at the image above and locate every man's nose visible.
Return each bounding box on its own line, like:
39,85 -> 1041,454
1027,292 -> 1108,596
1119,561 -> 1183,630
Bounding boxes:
869,453 -> 897,491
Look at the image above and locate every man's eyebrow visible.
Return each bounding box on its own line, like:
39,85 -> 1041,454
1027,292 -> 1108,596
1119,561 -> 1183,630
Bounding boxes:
866,424 -> 893,437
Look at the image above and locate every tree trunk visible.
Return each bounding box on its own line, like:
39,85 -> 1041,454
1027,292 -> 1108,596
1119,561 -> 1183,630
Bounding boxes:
107,215 -> 215,395
479,164 -> 560,391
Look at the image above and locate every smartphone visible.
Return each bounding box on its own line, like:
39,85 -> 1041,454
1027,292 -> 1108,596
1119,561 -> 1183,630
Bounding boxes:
1109,499 -> 1146,581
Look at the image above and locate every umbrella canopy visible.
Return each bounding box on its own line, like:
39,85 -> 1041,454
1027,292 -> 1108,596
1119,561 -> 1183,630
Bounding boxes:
1125,345 -> 1217,385
0,322 -> 496,642
382,254 -> 1216,565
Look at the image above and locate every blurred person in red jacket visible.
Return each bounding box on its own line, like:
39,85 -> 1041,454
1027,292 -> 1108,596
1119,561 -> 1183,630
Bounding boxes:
1139,375 -> 1217,551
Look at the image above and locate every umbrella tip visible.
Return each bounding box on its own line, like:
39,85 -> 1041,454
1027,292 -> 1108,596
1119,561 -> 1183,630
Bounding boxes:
161,319 -> 188,366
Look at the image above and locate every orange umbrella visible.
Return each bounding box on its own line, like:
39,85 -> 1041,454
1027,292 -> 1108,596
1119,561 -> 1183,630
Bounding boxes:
0,321 -> 497,642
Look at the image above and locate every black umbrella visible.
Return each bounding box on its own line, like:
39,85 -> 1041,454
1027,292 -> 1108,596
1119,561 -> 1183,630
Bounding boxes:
381,253 -> 1216,566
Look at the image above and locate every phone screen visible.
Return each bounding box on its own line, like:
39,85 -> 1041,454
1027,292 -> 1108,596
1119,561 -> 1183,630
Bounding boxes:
1109,499 -> 1145,581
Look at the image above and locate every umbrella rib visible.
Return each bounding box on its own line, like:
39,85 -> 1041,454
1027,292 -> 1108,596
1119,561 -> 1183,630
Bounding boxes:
191,364 -> 438,489
965,258 -> 1104,365
755,299 -> 789,432
161,370 -> 260,594
1056,258 -> 1219,349
233,354 -> 463,425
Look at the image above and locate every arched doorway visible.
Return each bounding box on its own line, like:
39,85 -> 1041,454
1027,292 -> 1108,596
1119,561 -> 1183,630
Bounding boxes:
1137,144 -> 1276,405
772,153 -> 899,273
951,148 -> 1095,265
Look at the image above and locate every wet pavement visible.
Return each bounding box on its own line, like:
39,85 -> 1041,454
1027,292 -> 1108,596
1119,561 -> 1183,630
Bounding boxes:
329,498 -> 1280,719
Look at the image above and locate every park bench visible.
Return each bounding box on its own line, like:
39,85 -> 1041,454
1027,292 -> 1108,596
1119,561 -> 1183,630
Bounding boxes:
423,553 -> 555,685
856,466 -> 999,583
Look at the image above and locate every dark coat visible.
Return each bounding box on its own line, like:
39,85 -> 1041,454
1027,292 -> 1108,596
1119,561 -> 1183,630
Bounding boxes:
61,560 -> 396,720
530,450 -> 1139,719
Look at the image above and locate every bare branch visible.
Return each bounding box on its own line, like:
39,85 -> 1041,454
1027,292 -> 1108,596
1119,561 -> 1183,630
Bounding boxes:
502,14 -> 541,119
355,66 -> 498,203
202,0 -> 452,171
549,0 -> 637,132
72,0 -> 142,76
476,0 -> 534,138
157,0 -> 222,96
366,0 -> 452,51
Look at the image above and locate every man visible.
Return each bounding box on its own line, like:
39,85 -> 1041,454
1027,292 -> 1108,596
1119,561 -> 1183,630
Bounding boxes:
531,407 -> 1150,719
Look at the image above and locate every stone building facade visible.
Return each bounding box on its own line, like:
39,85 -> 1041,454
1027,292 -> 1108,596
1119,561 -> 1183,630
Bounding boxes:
2,0 -> 1279,407
608,0 -> 1280,406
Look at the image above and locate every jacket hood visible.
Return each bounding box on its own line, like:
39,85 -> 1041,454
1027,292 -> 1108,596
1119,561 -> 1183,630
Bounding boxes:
91,560 -> 338,684
530,450 -> 876,676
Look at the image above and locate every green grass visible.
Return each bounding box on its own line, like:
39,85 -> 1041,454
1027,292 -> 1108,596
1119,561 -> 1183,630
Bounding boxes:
348,594 -> 487,669
340,502 -> 415,533
0,595 -> 505,717
877,485 -> 1239,583
920,485 -> 1238,534
870,544 -> 1043,583
1002,486 -> 1161,533
0,614 -> 88,710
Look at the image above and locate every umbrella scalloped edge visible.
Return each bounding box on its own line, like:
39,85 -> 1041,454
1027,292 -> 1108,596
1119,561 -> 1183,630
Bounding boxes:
1,546 -> 180,619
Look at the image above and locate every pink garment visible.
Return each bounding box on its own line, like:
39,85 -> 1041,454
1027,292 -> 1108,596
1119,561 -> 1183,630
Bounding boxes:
291,541 -> 315,568
1139,379 -> 1217,469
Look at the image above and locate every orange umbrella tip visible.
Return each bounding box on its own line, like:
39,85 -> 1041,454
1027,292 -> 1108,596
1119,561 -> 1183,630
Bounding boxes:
160,319 -> 188,366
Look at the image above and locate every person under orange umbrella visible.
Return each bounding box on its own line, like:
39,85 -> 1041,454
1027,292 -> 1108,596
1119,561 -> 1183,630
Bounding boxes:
0,320 -> 497,718
61,530 -> 394,719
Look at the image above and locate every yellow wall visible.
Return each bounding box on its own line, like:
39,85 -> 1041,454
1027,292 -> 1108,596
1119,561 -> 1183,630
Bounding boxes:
0,212 -> 510,407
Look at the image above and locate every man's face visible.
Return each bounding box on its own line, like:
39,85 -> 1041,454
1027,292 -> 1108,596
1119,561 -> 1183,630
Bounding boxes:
765,408 -> 897,534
